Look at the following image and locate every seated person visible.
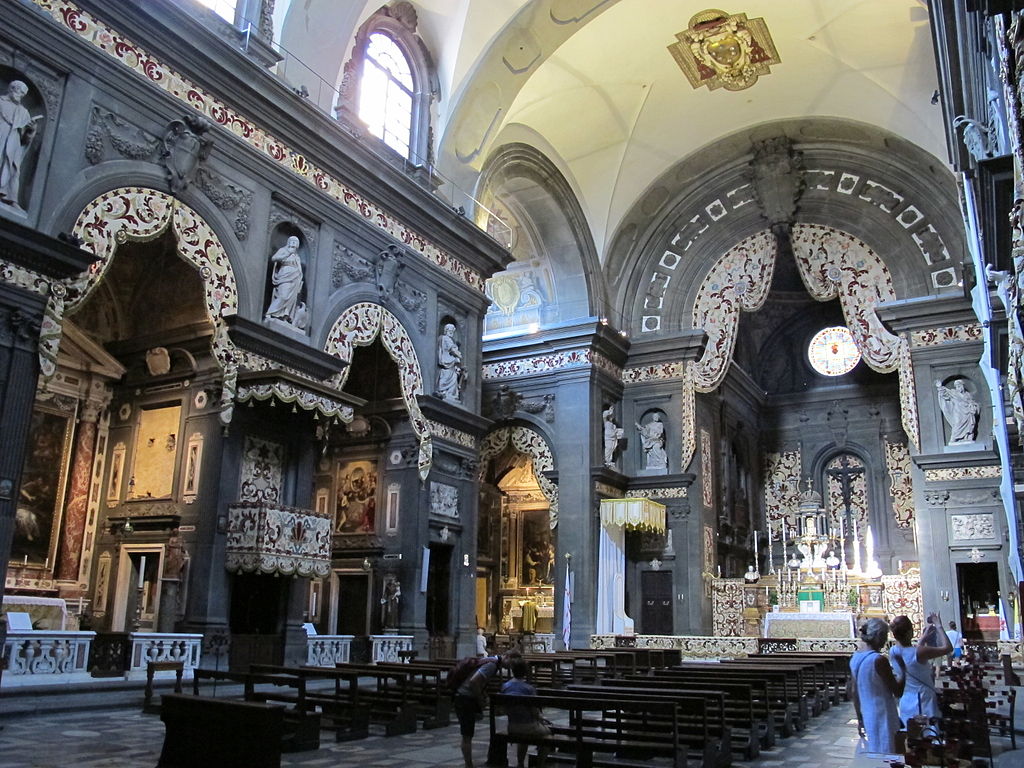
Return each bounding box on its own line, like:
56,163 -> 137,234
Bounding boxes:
500,658 -> 550,768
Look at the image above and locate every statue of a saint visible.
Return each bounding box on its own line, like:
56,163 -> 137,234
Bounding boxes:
935,379 -> 980,444
164,529 -> 188,581
635,413 -> 667,471
264,236 -> 307,329
381,577 -> 401,628
603,406 -> 624,467
436,323 -> 465,402
0,81 -> 42,209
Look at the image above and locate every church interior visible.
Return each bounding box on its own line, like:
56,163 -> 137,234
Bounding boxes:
0,0 -> 1023,763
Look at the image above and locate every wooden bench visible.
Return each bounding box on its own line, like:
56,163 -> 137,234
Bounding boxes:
158,693 -> 283,768
487,692 -> 698,768
673,663 -> 803,735
191,668 -> 321,751
144,660 -> 185,714
563,684 -> 731,766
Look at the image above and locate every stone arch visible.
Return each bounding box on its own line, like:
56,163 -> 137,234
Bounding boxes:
37,186 -> 241,421
476,143 -> 602,335
678,223 -> 920,471
323,301 -> 432,480
479,424 -> 558,528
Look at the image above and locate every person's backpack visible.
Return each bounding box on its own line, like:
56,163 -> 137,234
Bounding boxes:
444,656 -> 487,696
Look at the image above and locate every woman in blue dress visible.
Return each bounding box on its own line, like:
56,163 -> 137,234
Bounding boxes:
889,612 -> 952,725
850,618 -> 901,754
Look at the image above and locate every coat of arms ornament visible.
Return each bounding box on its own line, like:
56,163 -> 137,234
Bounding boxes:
162,115 -> 213,194
668,9 -> 780,92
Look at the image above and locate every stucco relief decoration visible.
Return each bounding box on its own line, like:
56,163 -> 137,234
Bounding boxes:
225,502 -> 332,578
667,9 -> 781,92
764,450 -> 801,531
324,302 -> 432,480
884,441 -> 915,529
951,513 -> 996,541
791,223 -> 920,448
825,454 -> 868,532
238,436 -> 284,504
30,0 -> 483,294
681,230 -> 776,469
881,572 -> 924,633
479,426 -> 558,527
700,428 -> 714,510
430,482 -> 459,518
47,187 -> 241,422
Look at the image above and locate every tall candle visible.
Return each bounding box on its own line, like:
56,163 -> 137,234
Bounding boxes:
754,532 -> 759,566
138,555 -> 146,589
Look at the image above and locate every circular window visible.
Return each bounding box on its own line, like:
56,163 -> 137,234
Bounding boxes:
808,326 -> 861,376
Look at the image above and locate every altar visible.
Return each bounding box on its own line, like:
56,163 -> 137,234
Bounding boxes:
763,610 -> 856,639
1,595 -> 68,630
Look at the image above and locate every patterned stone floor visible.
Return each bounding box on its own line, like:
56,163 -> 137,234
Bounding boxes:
0,698 -> 1018,767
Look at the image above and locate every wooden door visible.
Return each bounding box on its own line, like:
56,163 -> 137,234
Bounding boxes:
640,570 -> 673,635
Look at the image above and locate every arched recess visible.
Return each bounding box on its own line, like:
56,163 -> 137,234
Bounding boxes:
34,187 -> 241,422
678,223 -> 920,471
479,424 -> 558,528
475,143 -> 602,336
323,301 -> 432,480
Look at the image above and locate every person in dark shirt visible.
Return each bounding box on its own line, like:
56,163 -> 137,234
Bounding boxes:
455,651 -> 518,768
500,658 -> 550,768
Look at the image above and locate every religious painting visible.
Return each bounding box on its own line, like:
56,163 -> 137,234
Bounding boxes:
335,459 -> 377,534
12,405 -> 75,567
520,509 -> 554,586
132,405 -> 182,499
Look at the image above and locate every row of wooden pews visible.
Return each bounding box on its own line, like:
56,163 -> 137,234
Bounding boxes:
486,648 -> 852,768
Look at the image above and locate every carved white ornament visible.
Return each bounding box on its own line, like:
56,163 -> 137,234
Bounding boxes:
951,513 -> 995,541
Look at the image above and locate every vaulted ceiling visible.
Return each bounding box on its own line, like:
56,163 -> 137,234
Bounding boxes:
278,0 -> 944,261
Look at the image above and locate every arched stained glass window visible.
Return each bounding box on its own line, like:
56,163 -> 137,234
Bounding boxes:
359,33 -> 414,158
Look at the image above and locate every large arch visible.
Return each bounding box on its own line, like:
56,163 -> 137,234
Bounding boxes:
479,424 -> 558,527
323,301 -> 432,480
30,187 -> 243,422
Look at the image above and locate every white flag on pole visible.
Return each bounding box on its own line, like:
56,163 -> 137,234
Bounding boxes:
562,561 -> 572,650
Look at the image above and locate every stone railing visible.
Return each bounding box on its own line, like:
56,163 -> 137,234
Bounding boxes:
127,633 -> 202,680
371,634 -> 413,663
998,639 -> 1023,663
306,635 -> 353,666
590,634 -> 860,658
521,633 -> 556,654
2,631 -> 95,686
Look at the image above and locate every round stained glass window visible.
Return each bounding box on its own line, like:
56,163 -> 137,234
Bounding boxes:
808,326 -> 860,376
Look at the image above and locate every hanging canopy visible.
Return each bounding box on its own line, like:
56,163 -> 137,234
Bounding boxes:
236,371 -> 356,423
599,498 -> 666,533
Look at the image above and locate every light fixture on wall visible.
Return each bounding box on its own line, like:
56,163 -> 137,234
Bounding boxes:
361,557 -> 371,571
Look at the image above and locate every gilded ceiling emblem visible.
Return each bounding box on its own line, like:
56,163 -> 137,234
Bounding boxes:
668,8 -> 780,92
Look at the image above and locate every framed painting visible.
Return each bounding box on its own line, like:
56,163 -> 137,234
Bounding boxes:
335,459 -> 377,534
520,510 -> 554,585
12,404 -> 76,567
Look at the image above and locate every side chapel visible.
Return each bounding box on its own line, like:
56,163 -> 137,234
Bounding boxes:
0,0 -> 1022,677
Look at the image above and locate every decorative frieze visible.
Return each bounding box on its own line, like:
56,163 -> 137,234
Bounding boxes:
224,502 -> 332,578
622,361 -> 687,384
482,348 -> 597,380
923,465 -> 1001,482
426,419 -> 476,449
910,324 -> 984,348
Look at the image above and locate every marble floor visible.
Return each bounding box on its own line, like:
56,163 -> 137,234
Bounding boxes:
0,696 -> 1019,767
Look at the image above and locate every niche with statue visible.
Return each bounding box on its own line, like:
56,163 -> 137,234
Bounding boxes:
262,223 -> 309,333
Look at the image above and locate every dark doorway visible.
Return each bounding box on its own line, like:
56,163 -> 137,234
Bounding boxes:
336,573 -> 370,635
229,573 -> 288,670
956,561 -> 1002,641
640,570 -> 673,635
426,543 -> 452,657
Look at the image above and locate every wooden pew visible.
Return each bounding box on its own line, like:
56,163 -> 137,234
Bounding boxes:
158,693 -> 283,768
487,691 -> 702,768
720,658 -> 827,714
673,663 -> 804,734
191,668 -> 321,752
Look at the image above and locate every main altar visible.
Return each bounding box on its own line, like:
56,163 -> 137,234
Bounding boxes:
708,480 -> 923,639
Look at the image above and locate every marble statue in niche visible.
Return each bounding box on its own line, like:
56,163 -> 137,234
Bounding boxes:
936,379 -> 980,444
0,80 -> 42,211
436,322 -> 465,402
636,411 -> 668,472
264,235 -> 308,330
603,405 -> 624,468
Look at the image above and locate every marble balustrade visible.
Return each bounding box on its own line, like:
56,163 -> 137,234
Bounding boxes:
306,634 -> 353,666
127,633 -> 202,680
2,630 -> 95,686
370,634 -> 413,663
